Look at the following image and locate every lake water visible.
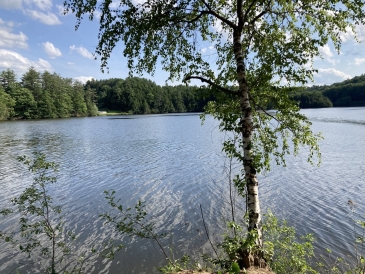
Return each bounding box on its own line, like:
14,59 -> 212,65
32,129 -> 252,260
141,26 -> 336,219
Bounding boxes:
0,108 -> 364,273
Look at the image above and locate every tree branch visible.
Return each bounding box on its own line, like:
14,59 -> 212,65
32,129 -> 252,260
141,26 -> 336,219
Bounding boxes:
250,8 -> 269,26
200,204 -> 220,259
237,0 -> 244,29
242,0 -> 259,26
248,92 -> 280,123
184,75 -> 239,96
179,10 -> 209,23
200,0 -> 237,29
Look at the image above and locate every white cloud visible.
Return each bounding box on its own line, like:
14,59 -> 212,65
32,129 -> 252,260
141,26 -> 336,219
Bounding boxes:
42,41 -> 61,58
340,24 -> 365,43
212,19 -> 230,38
93,9 -> 102,19
25,0 -> 52,11
326,58 -> 339,66
67,62 -> 75,65
35,58 -> 52,71
354,58 -> 365,65
0,19 -> 28,49
0,0 -> 61,25
0,0 -> 22,9
285,31 -> 292,43
0,0 -> 53,11
340,26 -> 355,42
319,44 -> 333,58
56,4 -> 67,15
131,0 -> 147,6
74,76 -> 94,84
201,45 -> 214,54
70,45 -> 94,59
25,9 -> 61,25
109,1 -> 120,8
0,18 -> 17,28
314,68 -> 351,85
356,24 -> 365,42
0,49 -> 52,74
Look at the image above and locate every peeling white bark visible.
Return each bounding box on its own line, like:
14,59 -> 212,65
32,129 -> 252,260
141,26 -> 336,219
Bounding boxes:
233,29 -> 262,248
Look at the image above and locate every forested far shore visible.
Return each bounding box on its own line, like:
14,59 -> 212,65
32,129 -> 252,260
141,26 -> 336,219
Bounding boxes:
2,67 -> 365,121
85,77 -> 213,114
0,68 -> 213,121
306,74 -> 365,107
0,68 -> 98,120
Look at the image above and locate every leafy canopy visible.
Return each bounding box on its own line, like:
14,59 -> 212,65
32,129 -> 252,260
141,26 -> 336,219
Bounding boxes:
65,0 -> 365,84
64,0 -> 365,171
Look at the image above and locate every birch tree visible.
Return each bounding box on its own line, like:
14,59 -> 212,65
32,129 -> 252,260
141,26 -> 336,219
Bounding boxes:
64,0 -> 365,267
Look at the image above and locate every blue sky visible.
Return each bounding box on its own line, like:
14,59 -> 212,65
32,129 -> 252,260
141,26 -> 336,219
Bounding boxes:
0,0 -> 365,85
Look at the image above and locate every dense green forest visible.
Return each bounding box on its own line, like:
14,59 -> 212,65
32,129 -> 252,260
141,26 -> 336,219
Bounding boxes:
289,89 -> 333,108
307,74 -> 365,107
2,67 -> 365,121
0,68 -> 98,120
85,77 -> 211,114
286,74 -> 365,108
87,74 -> 365,111
0,68 -> 211,120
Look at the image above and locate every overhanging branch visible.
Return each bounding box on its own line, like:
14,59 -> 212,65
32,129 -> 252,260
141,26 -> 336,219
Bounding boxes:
200,0 -> 237,29
184,75 -> 239,96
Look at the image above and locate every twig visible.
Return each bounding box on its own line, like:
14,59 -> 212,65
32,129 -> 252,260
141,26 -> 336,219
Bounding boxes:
199,204 -> 220,260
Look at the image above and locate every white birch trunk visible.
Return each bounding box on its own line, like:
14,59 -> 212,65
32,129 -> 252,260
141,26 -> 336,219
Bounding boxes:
233,29 -> 262,248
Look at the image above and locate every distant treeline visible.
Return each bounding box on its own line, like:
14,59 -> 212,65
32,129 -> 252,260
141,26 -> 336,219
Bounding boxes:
85,77 -> 212,114
289,89 -> 333,108
88,75 -> 365,111
284,74 -> 365,109
0,68 -> 98,120
2,67 -> 365,121
306,74 -> 365,107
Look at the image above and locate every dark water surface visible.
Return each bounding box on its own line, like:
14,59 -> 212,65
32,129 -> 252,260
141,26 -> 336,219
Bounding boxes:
0,108 -> 364,273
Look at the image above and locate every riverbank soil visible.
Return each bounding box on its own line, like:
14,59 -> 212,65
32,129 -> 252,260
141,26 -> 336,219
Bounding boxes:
176,267 -> 275,274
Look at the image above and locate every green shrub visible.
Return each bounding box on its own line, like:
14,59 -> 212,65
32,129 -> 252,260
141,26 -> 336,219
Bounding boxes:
262,211 -> 317,274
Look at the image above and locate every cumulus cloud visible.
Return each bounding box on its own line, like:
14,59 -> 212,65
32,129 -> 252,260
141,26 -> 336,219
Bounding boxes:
109,1 -> 121,8
340,24 -> 365,43
1,0 -> 62,25
56,4 -> 67,15
0,49 -> 52,74
0,18 -> 17,28
42,41 -> 61,58
70,45 -> 94,59
201,45 -> 215,54
1,0 -> 53,10
25,0 -> 52,11
211,19 -> 230,38
317,44 -> 339,65
344,47 -> 363,56
25,9 -> 61,25
314,68 -> 351,85
131,0 -> 147,5
0,0 -> 22,9
340,26 -> 355,42
0,19 -> 28,49
319,44 -> 333,58
74,76 -> 94,84
356,24 -> 365,42
354,58 -> 365,65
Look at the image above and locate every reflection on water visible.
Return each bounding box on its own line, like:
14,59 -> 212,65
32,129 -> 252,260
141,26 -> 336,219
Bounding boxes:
0,109 -> 365,273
